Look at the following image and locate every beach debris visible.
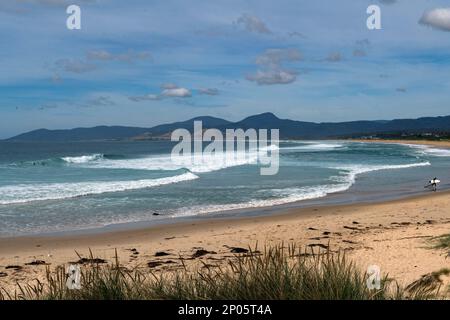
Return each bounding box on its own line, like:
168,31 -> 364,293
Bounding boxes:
391,222 -> 411,226
343,225 -> 359,231
73,258 -> 107,264
152,212 -> 160,216
308,227 -> 318,231
224,245 -> 249,254
322,231 -> 331,235
147,261 -> 163,268
231,247 -> 249,254
127,248 -> 139,255
192,249 -> 217,258
164,236 -> 176,240
0,272 -> 7,277
5,265 -> 22,270
163,260 -> 176,264
155,251 -> 171,257
25,260 -> 48,266
352,221 -> 360,225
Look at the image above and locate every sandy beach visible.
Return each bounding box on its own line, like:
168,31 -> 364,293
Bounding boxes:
1,189 -> 450,295
351,139 -> 450,148
1,140 -> 450,296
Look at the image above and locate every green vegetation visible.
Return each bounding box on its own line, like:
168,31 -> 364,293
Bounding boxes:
431,234 -> 450,250
0,245 -> 441,300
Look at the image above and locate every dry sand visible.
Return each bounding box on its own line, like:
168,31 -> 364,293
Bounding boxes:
1,139 -> 449,297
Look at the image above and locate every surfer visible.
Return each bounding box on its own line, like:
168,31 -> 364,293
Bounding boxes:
425,177 -> 440,192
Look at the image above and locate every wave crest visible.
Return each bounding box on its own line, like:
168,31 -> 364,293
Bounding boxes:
0,172 -> 199,205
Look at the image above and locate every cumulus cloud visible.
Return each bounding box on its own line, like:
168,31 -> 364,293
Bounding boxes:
247,48 -> 301,85
419,8 -> 450,31
235,14 -> 271,34
161,87 -> 192,98
255,48 -> 302,66
198,88 -> 219,95
246,69 -> 296,85
87,50 -> 152,63
129,84 -> 192,102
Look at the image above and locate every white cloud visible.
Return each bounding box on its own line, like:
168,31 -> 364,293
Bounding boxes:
162,87 -> 192,98
246,69 -> 296,85
419,8 -> 450,31
129,84 -> 192,102
255,48 -> 302,66
235,14 -> 271,34
247,48 -> 301,85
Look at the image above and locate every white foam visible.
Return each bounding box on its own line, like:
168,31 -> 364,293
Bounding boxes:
170,183 -> 350,218
78,151 -> 259,173
280,143 -> 345,151
335,161 -> 431,186
170,161 -> 431,218
0,172 -> 199,205
406,144 -> 450,157
62,154 -> 104,163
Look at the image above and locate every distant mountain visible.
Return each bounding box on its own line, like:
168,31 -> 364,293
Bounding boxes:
8,126 -> 150,142
6,113 -> 450,141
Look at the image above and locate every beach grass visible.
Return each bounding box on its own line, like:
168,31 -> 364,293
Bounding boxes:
0,244 -> 440,300
431,234 -> 450,250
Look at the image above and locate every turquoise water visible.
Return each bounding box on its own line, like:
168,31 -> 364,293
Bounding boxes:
0,140 -> 449,237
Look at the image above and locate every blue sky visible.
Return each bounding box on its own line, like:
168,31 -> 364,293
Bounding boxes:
1,0 -> 450,138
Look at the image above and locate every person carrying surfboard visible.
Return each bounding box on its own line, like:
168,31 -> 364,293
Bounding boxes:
427,177 -> 440,192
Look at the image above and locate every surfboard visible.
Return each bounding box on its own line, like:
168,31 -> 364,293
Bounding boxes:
424,179 -> 441,188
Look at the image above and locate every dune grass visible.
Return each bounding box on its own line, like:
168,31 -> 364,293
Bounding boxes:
0,244 -> 441,300
431,234 -> 450,250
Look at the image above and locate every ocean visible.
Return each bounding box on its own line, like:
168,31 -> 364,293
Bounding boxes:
0,140 -> 449,237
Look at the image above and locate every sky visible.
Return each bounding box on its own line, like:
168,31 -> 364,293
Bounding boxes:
1,0 -> 450,138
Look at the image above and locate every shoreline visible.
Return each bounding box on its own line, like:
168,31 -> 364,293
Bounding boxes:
349,138 -> 450,148
1,138 -> 450,294
2,138 -> 448,239
0,187 -> 447,246
1,189 -> 450,293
